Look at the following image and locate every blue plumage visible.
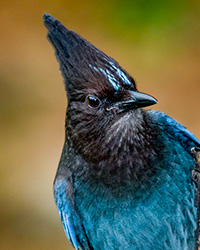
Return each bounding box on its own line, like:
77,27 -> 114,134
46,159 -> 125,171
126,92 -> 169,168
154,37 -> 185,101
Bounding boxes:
54,111 -> 199,250
44,14 -> 200,250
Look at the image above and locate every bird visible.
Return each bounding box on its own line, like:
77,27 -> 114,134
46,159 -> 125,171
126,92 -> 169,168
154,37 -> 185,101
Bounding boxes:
43,14 -> 200,250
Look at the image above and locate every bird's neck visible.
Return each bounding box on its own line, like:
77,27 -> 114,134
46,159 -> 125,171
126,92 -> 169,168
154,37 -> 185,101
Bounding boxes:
66,110 -> 162,188
94,111 -> 161,187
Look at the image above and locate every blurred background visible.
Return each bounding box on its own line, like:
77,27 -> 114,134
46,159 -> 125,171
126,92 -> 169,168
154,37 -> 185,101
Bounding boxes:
1,0 -> 200,249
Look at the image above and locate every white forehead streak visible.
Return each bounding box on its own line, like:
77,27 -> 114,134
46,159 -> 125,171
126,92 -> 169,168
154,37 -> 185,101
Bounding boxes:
89,64 -> 120,91
110,62 -> 131,86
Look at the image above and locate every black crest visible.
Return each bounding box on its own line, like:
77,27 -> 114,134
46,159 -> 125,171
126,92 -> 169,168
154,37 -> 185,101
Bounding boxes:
43,14 -> 136,100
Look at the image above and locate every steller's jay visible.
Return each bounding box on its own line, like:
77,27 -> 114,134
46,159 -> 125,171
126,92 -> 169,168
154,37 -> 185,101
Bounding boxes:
43,14 -> 200,250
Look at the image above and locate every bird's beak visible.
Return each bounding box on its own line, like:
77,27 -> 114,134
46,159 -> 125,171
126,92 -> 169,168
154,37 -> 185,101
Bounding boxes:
115,90 -> 158,112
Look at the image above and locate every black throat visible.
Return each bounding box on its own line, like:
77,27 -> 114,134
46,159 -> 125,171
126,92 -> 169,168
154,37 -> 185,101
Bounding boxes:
65,109 -> 162,188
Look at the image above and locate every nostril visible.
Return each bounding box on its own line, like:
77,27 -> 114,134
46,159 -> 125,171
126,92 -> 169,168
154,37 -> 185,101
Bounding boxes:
106,107 -> 119,114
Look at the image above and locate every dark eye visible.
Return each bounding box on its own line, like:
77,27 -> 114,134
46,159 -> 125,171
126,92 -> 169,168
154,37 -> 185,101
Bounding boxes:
86,95 -> 101,108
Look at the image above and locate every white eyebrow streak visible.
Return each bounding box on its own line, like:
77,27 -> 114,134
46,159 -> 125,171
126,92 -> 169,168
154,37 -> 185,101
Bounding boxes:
89,64 -> 120,92
109,61 -> 131,86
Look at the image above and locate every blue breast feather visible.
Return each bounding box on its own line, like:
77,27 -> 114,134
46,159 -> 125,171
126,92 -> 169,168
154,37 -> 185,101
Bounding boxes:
54,110 -> 200,250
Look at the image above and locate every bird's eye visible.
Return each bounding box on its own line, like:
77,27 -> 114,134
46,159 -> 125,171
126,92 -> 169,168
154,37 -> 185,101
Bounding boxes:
86,95 -> 101,108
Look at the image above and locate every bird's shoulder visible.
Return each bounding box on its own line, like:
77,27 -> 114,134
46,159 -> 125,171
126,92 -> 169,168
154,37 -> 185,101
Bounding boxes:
147,109 -> 200,153
54,173 -> 81,250
54,165 -> 92,250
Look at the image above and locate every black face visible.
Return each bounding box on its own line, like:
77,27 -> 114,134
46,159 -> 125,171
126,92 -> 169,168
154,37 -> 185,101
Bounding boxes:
66,74 -> 151,164
44,14 -> 157,166
66,81 -> 133,159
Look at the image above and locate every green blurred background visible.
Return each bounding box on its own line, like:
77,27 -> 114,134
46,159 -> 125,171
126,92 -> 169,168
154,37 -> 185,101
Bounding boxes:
1,0 -> 200,249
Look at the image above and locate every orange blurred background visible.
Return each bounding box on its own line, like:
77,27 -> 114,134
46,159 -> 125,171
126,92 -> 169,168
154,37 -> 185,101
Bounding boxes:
1,1 -> 200,249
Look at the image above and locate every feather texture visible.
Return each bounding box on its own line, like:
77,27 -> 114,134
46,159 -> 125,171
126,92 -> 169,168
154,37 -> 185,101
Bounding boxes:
43,14 -> 200,250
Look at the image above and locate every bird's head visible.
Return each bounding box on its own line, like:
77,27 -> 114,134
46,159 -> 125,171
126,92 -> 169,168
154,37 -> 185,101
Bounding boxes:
44,14 -> 157,164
